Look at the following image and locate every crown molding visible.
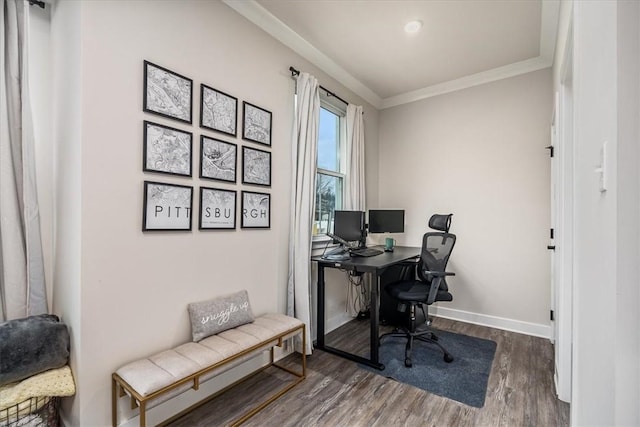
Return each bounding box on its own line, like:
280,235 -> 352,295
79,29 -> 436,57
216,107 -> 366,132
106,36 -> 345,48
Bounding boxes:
381,56 -> 552,109
224,0 -> 558,110
223,0 -> 383,109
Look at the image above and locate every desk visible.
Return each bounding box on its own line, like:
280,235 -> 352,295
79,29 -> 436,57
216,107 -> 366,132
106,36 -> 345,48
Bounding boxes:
312,246 -> 420,370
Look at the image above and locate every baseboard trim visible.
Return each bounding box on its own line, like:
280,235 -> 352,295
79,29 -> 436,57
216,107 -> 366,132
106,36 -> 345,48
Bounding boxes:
326,311 -> 355,333
431,305 -> 552,339
319,306 -> 551,342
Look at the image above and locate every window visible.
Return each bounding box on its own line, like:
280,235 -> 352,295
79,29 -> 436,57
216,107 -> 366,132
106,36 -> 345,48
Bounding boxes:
313,100 -> 346,237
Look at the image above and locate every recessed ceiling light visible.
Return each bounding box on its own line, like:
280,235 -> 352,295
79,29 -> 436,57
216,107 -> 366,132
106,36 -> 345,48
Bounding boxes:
404,20 -> 423,34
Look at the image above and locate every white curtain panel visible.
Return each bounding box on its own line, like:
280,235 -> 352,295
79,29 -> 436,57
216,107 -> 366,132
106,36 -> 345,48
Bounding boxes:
344,104 -> 366,210
287,72 -> 320,354
0,0 -> 48,321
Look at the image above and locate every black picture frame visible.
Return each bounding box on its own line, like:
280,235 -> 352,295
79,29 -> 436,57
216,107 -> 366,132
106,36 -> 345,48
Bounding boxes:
241,191 -> 270,229
199,187 -> 237,230
200,84 -> 238,137
143,60 -> 193,124
200,136 -> 237,183
143,181 -> 193,231
242,146 -> 271,187
143,120 -> 193,177
242,101 -> 272,146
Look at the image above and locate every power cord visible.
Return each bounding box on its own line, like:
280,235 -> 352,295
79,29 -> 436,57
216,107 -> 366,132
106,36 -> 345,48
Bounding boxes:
345,271 -> 370,319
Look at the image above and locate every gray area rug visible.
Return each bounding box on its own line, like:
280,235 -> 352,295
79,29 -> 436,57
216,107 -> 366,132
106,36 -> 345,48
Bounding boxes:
362,329 -> 497,408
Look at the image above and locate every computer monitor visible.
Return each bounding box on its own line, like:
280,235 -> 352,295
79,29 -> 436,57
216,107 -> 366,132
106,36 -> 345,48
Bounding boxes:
368,209 -> 405,233
333,210 -> 366,247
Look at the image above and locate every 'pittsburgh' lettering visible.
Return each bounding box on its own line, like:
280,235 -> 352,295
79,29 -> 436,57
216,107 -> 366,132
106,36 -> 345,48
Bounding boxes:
204,207 -> 232,219
154,205 -> 191,218
242,208 -> 267,218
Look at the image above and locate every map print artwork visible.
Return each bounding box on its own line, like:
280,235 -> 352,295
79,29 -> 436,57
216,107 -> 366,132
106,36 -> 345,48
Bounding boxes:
143,181 -> 193,231
243,102 -> 272,146
144,121 -> 192,177
144,61 -> 192,124
241,191 -> 270,228
242,147 -> 271,186
200,187 -> 236,229
201,85 -> 237,136
201,137 -> 237,183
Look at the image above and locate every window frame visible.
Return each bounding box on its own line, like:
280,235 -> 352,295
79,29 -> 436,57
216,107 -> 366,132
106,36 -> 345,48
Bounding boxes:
313,95 -> 347,245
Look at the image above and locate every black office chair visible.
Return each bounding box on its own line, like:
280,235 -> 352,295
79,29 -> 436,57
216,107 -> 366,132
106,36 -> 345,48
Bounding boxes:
380,214 -> 456,367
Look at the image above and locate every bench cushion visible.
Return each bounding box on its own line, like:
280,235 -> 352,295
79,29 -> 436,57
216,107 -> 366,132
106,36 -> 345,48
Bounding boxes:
115,313 -> 302,399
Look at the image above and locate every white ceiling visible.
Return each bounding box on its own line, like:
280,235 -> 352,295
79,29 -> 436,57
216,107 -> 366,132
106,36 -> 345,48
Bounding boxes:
224,0 -> 559,109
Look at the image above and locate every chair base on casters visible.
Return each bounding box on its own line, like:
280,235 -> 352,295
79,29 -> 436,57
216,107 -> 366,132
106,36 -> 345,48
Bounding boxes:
380,328 -> 454,367
379,303 -> 454,367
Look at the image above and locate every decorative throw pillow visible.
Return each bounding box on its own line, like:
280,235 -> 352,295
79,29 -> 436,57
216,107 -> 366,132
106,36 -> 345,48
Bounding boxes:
0,314 -> 70,386
188,290 -> 255,342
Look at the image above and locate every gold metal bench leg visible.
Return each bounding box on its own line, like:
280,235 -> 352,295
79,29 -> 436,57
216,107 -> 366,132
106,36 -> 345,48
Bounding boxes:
140,401 -> 146,427
112,377 -> 117,427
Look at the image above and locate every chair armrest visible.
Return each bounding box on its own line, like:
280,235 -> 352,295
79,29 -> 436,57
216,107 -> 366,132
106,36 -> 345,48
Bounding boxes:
423,271 -> 455,277
425,272 -> 455,304
427,277 -> 442,304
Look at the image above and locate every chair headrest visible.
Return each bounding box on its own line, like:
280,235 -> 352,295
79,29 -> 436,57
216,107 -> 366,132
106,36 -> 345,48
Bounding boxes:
428,214 -> 452,232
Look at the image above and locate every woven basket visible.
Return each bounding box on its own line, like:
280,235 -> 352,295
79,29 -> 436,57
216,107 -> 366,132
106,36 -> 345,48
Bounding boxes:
0,396 -> 59,427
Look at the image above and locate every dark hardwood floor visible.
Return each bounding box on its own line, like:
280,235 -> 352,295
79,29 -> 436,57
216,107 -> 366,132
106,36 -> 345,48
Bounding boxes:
167,317 -> 570,426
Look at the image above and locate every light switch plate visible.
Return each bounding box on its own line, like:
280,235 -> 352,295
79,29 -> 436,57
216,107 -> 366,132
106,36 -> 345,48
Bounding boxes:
597,141 -> 607,192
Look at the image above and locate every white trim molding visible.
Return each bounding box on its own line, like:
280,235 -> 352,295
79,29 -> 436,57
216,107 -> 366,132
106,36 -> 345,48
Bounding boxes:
431,305 -> 552,339
381,56 -> 551,108
223,0 -> 560,110
323,304 -> 551,340
325,311 -> 354,335
222,0 -> 383,109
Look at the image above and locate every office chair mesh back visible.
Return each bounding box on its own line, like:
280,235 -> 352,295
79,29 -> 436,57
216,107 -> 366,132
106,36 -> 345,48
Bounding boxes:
418,232 -> 456,292
428,214 -> 452,233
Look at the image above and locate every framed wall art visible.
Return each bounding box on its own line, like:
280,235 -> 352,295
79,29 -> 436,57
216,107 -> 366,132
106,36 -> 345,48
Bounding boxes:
143,181 -> 193,231
143,121 -> 192,177
199,187 -> 236,230
241,191 -> 270,229
242,101 -> 272,146
200,136 -> 237,183
242,146 -> 271,187
200,84 -> 237,137
143,60 -> 193,124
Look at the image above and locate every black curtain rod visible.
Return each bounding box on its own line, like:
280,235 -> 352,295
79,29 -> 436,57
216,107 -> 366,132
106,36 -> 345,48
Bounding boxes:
289,66 -> 349,106
28,0 -> 46,8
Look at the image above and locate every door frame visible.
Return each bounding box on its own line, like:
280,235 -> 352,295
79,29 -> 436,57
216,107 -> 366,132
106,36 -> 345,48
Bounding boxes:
553,24 -> 574,403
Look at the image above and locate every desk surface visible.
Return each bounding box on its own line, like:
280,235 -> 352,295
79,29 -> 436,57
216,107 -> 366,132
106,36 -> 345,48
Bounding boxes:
312,245 -> 420,271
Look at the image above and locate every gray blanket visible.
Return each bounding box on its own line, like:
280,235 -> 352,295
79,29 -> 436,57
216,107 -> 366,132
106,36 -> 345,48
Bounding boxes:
0,314 -> 70,386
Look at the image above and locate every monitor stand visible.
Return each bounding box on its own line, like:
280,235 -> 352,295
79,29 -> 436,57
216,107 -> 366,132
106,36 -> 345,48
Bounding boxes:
322,244 -> 351,260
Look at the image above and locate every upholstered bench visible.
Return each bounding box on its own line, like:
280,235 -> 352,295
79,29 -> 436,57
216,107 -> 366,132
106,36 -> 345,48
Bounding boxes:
111,291 -> 306,427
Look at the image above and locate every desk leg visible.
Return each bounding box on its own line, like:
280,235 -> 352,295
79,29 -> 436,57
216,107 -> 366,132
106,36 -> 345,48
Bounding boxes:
317,264 -> 325,349
370,272 -> 380,365
314,262 -> 384,370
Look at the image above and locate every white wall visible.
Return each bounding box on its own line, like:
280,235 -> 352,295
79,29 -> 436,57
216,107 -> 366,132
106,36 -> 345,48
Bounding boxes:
378,69 -> 553,334
43,1 -> 379,425
563,0 -> 640,424
50,1 -> 83,424
571,2 -> 618,421
615,1 -> 640,423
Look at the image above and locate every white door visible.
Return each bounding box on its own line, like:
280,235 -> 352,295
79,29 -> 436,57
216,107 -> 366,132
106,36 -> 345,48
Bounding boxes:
554,34 -> 574,403
549,93 -> 558,347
